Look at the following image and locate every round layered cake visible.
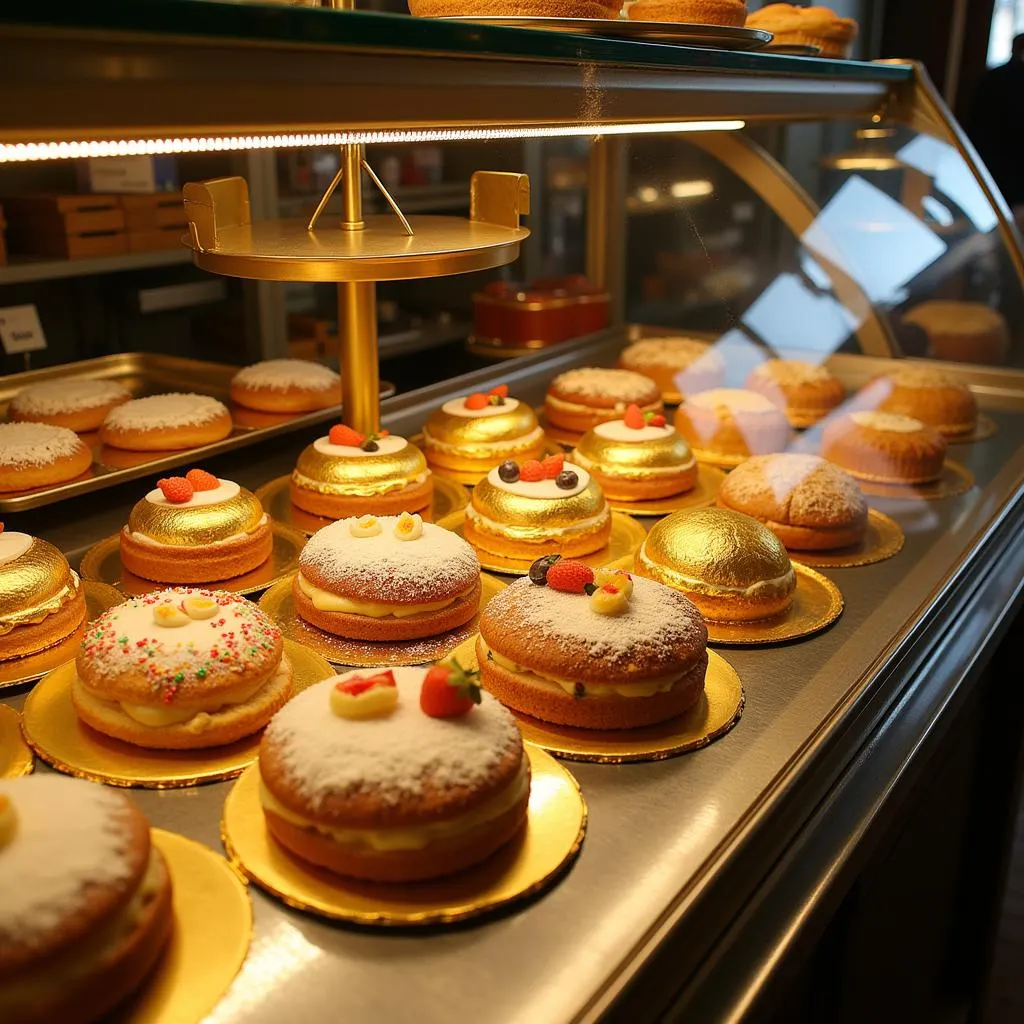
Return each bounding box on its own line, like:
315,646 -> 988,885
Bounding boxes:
871,365 -> 977,437
230,359 -> 340,413
100,393 -> 233,452
0,775 -> 173,1024
478,567 -> 708,729
746,3 -> 857,57
9,379 -> 131,433
119,471 -> 272,584
0,528 -> 86,660
464,453 -> 611,560
544,367 -> 662,434
821,411 -> 947,484
421,386 -> 545,477
294,514 -> 481,641
674,388 -> 792,464
290,424 -> 433,519
0,422 -> 92,492
745,359 -> 845,428
409,0 -> 620,19
617,337 -> 724,402
571,405 -> 697,500
636,507 -> 797,621
629,0 -> 748,27
258,664 -> 529,882
73,588 -> 290,749
902,301 -> 1009,365
718,453 -> 867,550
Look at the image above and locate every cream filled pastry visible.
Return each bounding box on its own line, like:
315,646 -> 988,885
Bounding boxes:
544,367 -> 662,436
617,336 -> 725,403
290,422 -> 433,520
294,514 -> 481,641
674,388 -> 792,465
463,453 -> 612,561
0,525 -> 86,661
745,359 -> 845,428
73,588 -> 291,749
258,662 -> 529,882
119,469 -> 272,584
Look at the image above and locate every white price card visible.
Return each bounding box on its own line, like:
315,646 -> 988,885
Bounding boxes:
0,305 -> 47,355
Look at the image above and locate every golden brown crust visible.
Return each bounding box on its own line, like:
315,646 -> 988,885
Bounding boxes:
409,0 -> 619,16
99,410 -> 233,452
1,588 -> 86,661
585,463 -> 698,500
464,511 -> 612,560
8,400 -> 125,434
0,447 -> 92,492
629,0 -> 747,26
229,381 -> 338,414
745,362 -> 846,428
290,475 -> 433,519
821,414 -> 947,484
873,370 -> 978,436
674,391 -> 791,461
746,3 -> 858,54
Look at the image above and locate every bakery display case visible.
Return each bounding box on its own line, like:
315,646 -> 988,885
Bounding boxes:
1,4 -> 1023,1023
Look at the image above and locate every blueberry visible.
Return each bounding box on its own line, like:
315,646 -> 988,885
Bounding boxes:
555,470 -> 578,490
528,553 -> 562,586
498,460 -> 520,483
361,440 -> 379,452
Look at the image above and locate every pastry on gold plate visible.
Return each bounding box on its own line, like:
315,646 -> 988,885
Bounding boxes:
821,411 -> 947,484
717,453 -> 867,551
408,0 -> 620,19
746,4 -> 858,57
293,513 -> 481,642
464,453 -> 612,560
290,422 -> 433,520
73,588 -> 291,750
636,506 -> 797,621
629,0 -> 747,26
0,775 -> 173,1024
119,469 -> 272,584
617,337 -> 725,402
230,358 -> 340,414
478,562 -> 708,730
544,367 -> 662,435
870,365 -> 977,437
901,301 -> 1009,366
745,359 -> 845,428
674,388 -> 791,464
8,379 -> 131,433
0,525 -> 86,661
421,384 -> 545,478
258,660 -> 529,882
571,403 -> 698,501
0,422 -> 93,492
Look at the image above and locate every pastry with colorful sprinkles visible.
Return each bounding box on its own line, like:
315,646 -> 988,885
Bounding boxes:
73,588 -> 290,749
544,367 -> 662,435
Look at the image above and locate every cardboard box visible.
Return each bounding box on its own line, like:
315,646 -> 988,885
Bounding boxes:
86,156 -> 179,195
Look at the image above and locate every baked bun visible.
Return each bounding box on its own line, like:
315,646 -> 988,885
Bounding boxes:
901,301 -> 1008,366
290,426 -> 433,520
8,379 -> 130,433
746,4 -> 858,57
0,422 -> 92,492
571,409 -> 698,501
294,514 -> 481,641
617,337 -> 725,402
717,453 -> 867,550
871,365 -> 977,436
0,775 -> 173,1024
479,569 -> 707,729
230,359 -> 340,414
0,529 -> 86,660
100,394 -> 233,452
821,411 -> 947,484
544,367 -> 662,435
119,472 -> 272,584
73,588 -> 290,749
674,388 -> 792,464
258,665 -> 529,882
629,0 -> 747,27
636,506 -> 797,621
409,0 -> 620,19
464,455 -> 612,560
745,359 -> 845,427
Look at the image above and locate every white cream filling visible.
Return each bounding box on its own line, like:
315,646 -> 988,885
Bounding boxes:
296,573 -> 473,618
128,514 -> 268,548
546,393 -> 657,416
640,547 -> 795,597
465,504 -> 609,539
440,397 -> 522,418
572,451 -> 696,478
144,479 -> 240,507
486,460 -> 589,499
593,421 -> 674,442
422,425 -> 544,455
0,532 -> 34,566
313,435 -> 408,458
292,469 -> 429,496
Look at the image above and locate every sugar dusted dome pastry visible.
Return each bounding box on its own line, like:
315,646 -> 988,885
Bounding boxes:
617,336 -> 725,402
674,388 -> 792,464
230,358 -> 340,413
871,365 -> 977,437
745,359 -> 845,428
544,367 -> 662,435
9,378 -> 130,433
821,410 -> 947,484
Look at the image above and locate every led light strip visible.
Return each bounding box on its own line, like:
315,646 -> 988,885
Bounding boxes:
0,120 -> 745,163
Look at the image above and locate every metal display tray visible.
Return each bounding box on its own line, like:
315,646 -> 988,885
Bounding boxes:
0,353 -> 395,513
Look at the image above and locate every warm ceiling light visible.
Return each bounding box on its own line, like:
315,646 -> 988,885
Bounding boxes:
0,121 -> 746,163
637,186 -> 659,203
669,178 -> 714,198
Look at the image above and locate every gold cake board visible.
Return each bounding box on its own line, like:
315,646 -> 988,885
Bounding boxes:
790,508 -> 904,569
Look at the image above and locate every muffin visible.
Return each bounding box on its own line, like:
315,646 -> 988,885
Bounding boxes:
617,337 -> 725,403
294,514 -> 481,642
544,367 -> 662,435
258,662 -> 529,882
8,379 -> 131,433
0,775 -> 173,1024
636,507 -> 797,621
290,423 -> 433,520
464,453 -> 612,560
421,384 -> 546,479
230,359 -> 340,414
871,365 -> 977,437
0,422 -> 93,492
901,301 -> 1009,366
73,588 -> 291,749
571,404 -> 698,501
745,359 -> 845,428
119,469 -> 272,584
821,411 -> 947,484
0,527 -> 86,661
674,388 -> 792,465
747,4 -> 858,57
718,453 -> 867,550
629,0 -> 747,26
100,393 -> 233,451
478,565 -> 708,730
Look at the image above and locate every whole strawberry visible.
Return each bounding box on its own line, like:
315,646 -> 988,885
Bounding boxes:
157,477 -> 194,504
545,559 -> 595,594
420,658 -> 482,718
464,393 -> 490,410
185,468 -> 219,491
329,424 -> 365,447
541,453 -> 565,479
519,459 -> 544,482
623,403 -> 646,429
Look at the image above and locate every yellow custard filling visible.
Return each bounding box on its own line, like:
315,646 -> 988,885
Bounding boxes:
259,760 -> 529,852
296,573 -> 474,618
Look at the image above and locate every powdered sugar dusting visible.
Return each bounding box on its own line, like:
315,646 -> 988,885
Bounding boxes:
750,360 -> 832,386
10,379 -> 130,417
104,393 -> 229,431
0,776 -> 135,947
0,422 -> 86,468
884,365 -> 959,389
264,667 -> 520,806
551,367 -> 659,401
232,359 -> 339,392
621,337 -> 722,370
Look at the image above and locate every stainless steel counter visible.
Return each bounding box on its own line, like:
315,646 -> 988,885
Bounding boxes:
4,333 -> 1023,1024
